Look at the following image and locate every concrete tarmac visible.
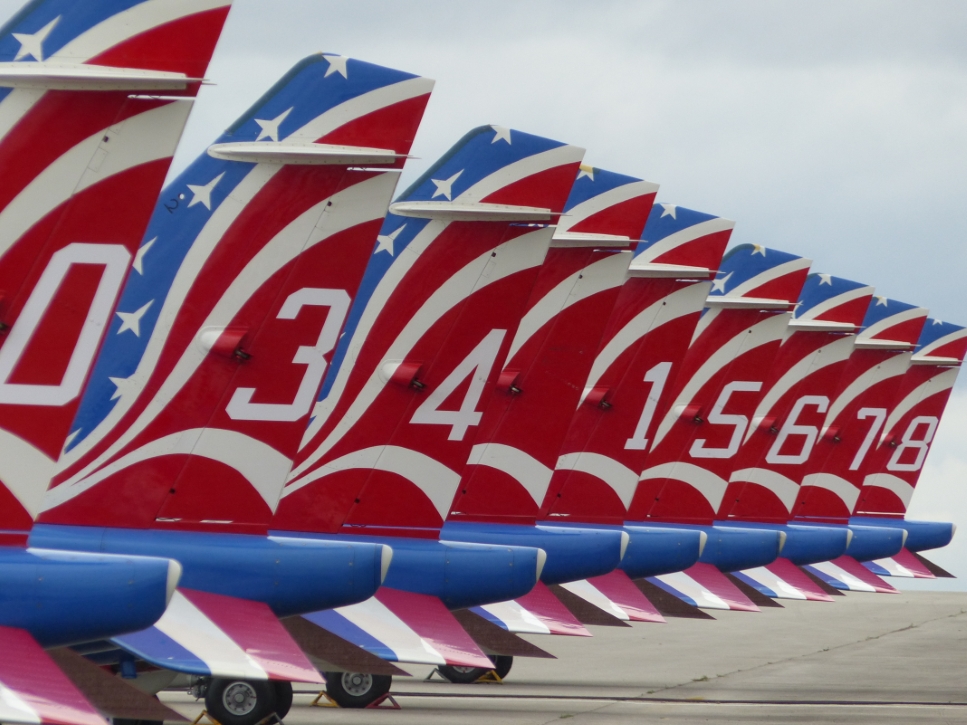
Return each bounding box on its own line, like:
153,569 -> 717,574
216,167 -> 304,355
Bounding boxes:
161,591 -> 967,724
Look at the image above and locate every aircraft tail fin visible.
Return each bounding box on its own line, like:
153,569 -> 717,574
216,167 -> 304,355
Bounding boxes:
43,56 -> 433,531
277,126 -> 583,535
0,0 -> 233,536
451,167 -> 655,523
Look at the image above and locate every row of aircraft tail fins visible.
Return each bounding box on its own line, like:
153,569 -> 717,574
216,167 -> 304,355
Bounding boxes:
0,0 -> 958,722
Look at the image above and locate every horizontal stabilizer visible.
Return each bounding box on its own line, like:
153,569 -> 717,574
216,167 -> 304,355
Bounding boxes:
304,589 -> 492,668
46,649 -> 185,722
0,626 -> 106,725
280,616 -> 407,676
472,582 -> 592,636
804,556 -> 899,593
913,551 -> 955,578
549,584 -> 631,627
633,579 -> 715,619
113,589 -> 323,682
725,574 -> 784,607
567,571 -> 665,623
450,610 -> 555,659
864,548 -> 937,579
736,559 -> 834,602
651,563 -> 760,612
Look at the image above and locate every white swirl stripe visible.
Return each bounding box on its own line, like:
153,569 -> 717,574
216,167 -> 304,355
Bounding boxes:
282,445 -> 460,519
466,443 -> 554,507
860,472 -> 914,507
800,473 -> 860,511
583,282 -> 709,394
822,353 -> 910,431
638,461 -> 729,512
507,250 -> 630,362
728,466 -> 800,513
556,180 -> 657,235
882,367 -> 957,437
634,218 -> 734,266
43,427 -> 292,512
555,452 -> 638,509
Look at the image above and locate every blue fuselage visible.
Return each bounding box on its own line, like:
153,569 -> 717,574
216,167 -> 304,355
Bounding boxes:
0,547 -> 174,647
273,531 -> 542,609
30,525 -> 388,617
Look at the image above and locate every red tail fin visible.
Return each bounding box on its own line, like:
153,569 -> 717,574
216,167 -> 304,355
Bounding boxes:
450,168 -> 657,525
544,204 -> 730,524
276,127 -> 583,535
792,298 -> 928,523
853,319 -> 966,517
41,56 -> 432,532
630,245 -> 810,524
0,0 -> 232,535
721,274 -> 874,523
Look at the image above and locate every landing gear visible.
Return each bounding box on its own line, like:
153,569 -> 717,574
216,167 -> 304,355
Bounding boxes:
204,678 -> 278,725
438,655 -> 513,683
323,672 -> 392,708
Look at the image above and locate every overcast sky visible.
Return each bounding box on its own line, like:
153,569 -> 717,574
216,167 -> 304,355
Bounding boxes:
5,0 -> 966,585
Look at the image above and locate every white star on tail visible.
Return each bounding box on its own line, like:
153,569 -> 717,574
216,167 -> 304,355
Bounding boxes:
376,224 -> 406,256
323,54 -> 349,78
108,374 -> 138,401
13,16 -> 59,61
712,271 -> 733,293
431,169 -> 463,200
659,203 -> 677,219
132,237 -> 156,275
752,245 -> 766,256
491,125 -> 512,144
577,164 -> 595,181
255,107 -> 293,142
875,296 -> 888,307
933,318 -> 944,325
187,172 -> 225,210
116,300 -> 154,337
818,273 -> 833,286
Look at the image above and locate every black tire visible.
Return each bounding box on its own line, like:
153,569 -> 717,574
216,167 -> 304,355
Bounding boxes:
438,655 -> 514,684
272,681 -> 293,719
437,665 -> 487,683
323,672 -> 392,708
204,678 -> 277,725
493,655 -> 513,679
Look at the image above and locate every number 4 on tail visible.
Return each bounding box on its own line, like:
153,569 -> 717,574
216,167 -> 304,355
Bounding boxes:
410,328 -> 507,441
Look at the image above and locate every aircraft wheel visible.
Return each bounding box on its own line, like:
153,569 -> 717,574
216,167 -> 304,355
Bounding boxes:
205,678 -> 277,725
439,655 -> 514,683
272,681 -> 293,719
323,672 -> 391,708
437,665 -> 486,683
